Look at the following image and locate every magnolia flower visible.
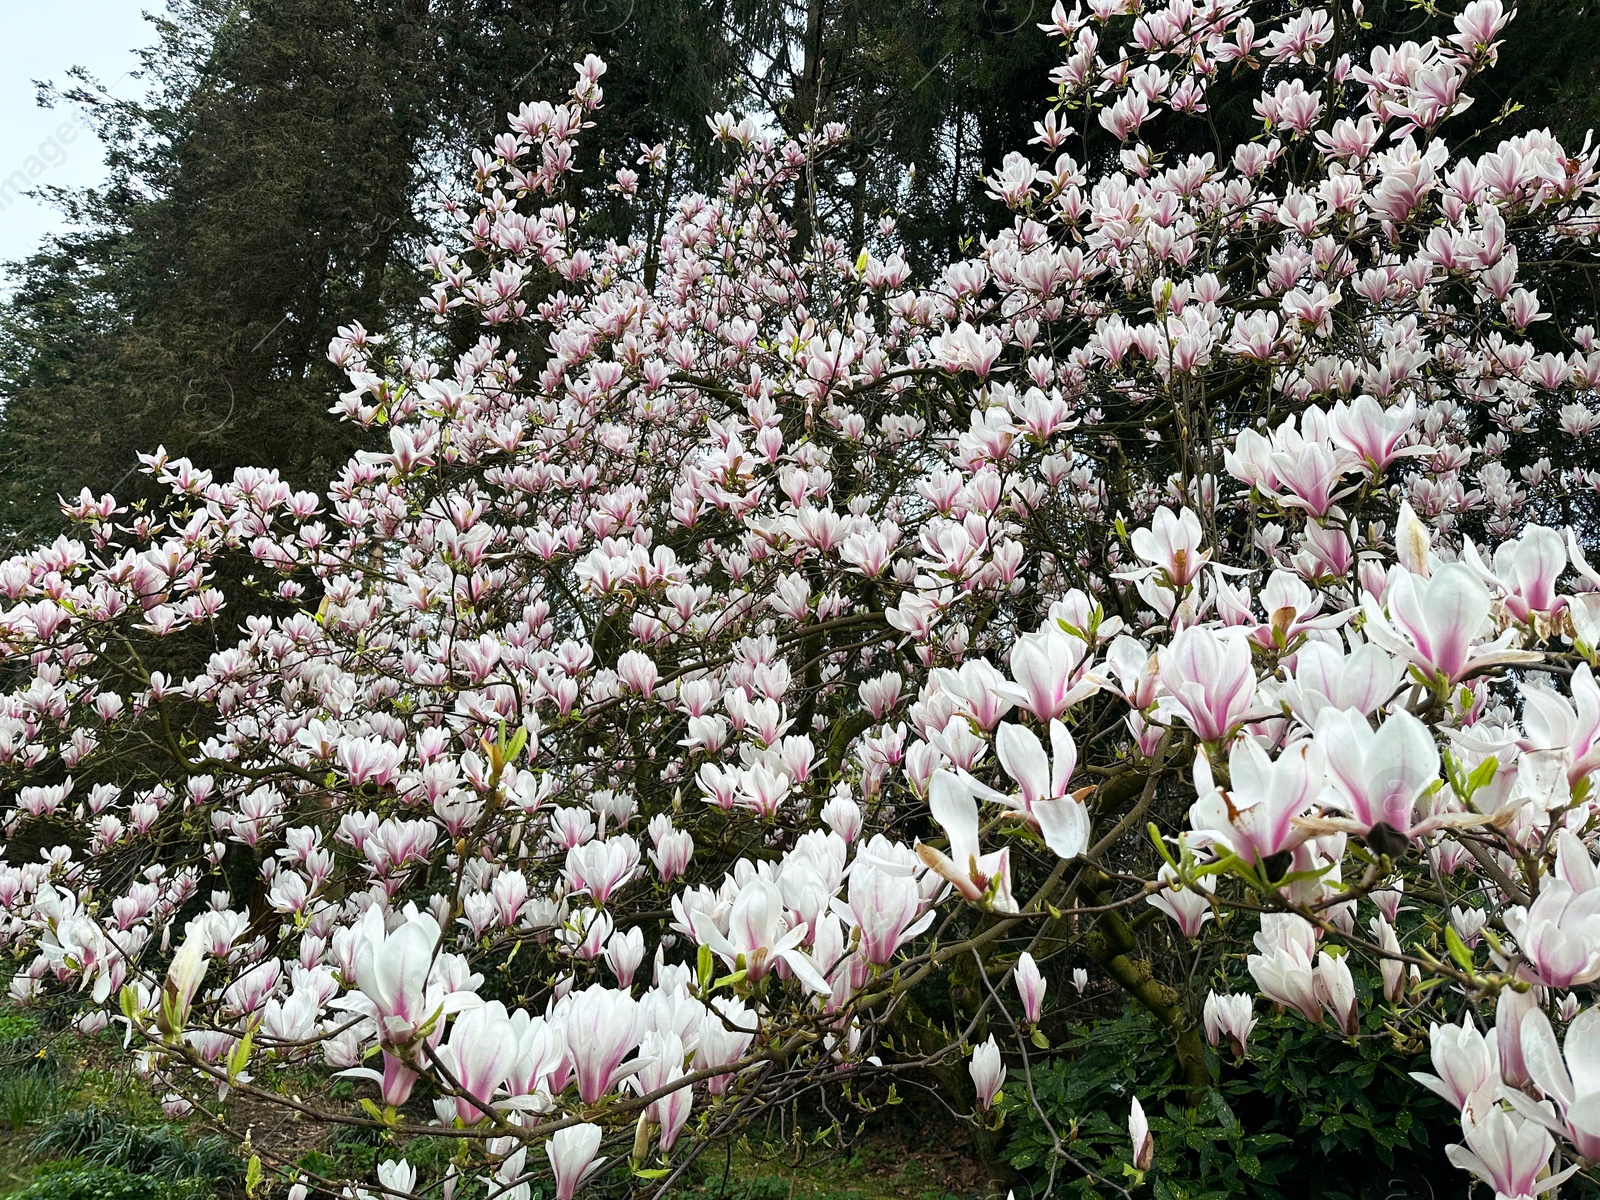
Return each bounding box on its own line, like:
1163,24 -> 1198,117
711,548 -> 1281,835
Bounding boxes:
547,1123 -> 607,1200
999,625 -> 1099,721
1393,500 -> 1433,577
970,1035 -> 1005,1111
334,904 -> 481,1049
1364,563 -> 1536,686
820,791 -> 863,843
917,771 -> 1017,913
1203,991 -> 1256,1057
1452,0 -> 1513,54
1489,524 -> 1567,623
1573,590 -> 1600,656
690,877 -> 830,991
1248,914 -> 1320,1023
1315,707 -> 1444,842
1014,951 -> 1046,1025
430,1001 -> 519,1123
604,926 -> 646,988
1130,506 -> 1210,585
847,859 -> 935,964
927,713 -> 988,770
505,1009 -> 563,1101
1188,737 -> 1323,864
1103,635 -> 1160,710
1504,881 -> 1600,989
1161,626 -> 1257,742
930,658 -> 1014,729
1445,1100 -> 1572,1200
340,1050 -> 421,1108
564,985 -> 641,1104
1330,394 -> 1427,473
156,930 -> 208,1036
994,720 -> 1091,859
374,1159 -> 415,1198
1496,983 -> 1539,1090
1514,1005 -> 1600,1161
696,997 -> 757,1095
930,320 -> 1002,377
634,1029 -> 693,1153
1521,664 -> 1600,788
1369,914 -> 1406,1003
1413,1015 -> 1499,1111
1147,862 -> 1214,938
1129,1096 -> 1154,1171
1280,638 -> 1403,727
565,835 -> 641,905
1314,951 -> 1358,1035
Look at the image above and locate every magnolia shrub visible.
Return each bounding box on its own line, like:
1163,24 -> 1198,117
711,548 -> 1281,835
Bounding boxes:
5,2 -> 1600,1197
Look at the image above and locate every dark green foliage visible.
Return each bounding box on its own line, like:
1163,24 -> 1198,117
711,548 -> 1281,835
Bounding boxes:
1478,0 -> 1600,143
15,1164 -> 212,1200
1004,1003 -> 1458,1200
0,1005 -> 43,1063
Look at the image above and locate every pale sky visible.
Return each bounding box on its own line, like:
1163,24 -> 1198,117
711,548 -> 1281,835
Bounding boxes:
0,1 -> 154,269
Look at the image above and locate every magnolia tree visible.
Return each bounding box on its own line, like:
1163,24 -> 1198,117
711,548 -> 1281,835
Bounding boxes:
4,0 -> 1600,1196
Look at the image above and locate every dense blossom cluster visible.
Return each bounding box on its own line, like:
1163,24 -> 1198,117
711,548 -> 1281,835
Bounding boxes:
3,0 -> 1600,1196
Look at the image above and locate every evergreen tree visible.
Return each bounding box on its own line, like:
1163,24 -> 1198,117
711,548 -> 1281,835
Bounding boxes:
0,0 -> 435,544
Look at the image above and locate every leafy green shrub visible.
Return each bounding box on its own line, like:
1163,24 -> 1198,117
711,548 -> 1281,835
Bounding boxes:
319,1124 -> 383,1177
0,1007 -> 41,1043
1003,1002 -> 1458,1200
15,1165 -> 211,1200
0,1005 -> 48,1077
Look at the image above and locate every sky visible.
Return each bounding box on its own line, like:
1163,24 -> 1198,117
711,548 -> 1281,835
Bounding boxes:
0,2 -> 154,269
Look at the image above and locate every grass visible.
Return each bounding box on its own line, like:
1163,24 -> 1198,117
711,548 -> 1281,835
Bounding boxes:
0,1077 -> 58,1135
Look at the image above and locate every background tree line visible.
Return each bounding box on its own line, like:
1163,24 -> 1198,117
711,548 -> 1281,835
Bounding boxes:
0,0 -> 1595,548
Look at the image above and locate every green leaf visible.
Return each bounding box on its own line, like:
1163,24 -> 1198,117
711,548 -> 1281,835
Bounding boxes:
505,725 -> 529,763
1149,824 -> 1179,869
697,943 -> 713,994
226,1025 -> 255,1082
1465,754 -> 1501,797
